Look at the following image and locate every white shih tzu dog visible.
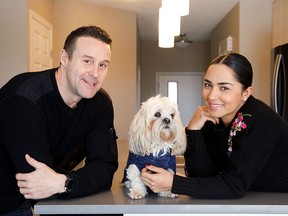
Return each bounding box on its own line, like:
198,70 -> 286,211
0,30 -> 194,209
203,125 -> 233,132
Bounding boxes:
122,95 -> 186,199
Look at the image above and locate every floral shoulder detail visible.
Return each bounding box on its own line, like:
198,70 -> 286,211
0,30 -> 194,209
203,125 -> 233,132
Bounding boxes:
227,112 -> 251,157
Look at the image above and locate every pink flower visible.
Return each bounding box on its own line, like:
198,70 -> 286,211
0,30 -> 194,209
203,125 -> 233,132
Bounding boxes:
227,112 -> 251,156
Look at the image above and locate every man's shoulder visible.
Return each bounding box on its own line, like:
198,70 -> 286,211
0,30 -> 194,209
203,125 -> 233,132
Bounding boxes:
0,68 -> 57,103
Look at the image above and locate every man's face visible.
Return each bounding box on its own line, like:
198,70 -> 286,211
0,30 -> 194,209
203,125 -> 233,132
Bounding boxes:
61,36 -> 111,102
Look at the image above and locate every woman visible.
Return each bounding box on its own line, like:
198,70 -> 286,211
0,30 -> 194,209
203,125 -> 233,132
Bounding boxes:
141,53 -> 288,198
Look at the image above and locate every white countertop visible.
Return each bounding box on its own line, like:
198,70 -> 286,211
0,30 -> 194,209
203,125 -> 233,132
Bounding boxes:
34,185 -> 288,215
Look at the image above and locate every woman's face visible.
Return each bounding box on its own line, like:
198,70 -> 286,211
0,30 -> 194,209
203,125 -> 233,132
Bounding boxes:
202,64 -> 251,125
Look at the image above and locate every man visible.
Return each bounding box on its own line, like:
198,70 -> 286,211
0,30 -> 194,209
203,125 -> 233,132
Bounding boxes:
0,25 -> 118,215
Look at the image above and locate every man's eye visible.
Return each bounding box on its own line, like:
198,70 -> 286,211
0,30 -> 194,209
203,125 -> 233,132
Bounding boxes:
99,63 -> 108,69
84,60 -> 92,64
154,112 -> 161,118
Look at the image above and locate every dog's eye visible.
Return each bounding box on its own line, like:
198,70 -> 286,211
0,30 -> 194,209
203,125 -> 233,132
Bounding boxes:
171,113 -> 175,119
154,112 -> 161,118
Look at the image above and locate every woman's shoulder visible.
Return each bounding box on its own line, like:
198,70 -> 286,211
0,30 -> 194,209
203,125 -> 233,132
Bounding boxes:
245,96 -> 270,109
242,96 -> 286,126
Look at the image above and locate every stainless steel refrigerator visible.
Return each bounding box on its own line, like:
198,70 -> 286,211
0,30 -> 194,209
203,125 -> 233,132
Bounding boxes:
272,43 -> 288,121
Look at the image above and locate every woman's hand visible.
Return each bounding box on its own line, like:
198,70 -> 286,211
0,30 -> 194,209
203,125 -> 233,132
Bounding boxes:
141,165 -> 173,193
187,106 -> 219,130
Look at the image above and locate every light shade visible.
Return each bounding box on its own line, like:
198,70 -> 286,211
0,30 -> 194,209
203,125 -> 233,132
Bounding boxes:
175,33 -> 193,48
162,0 -> 190,16
177,0 -> 190,16
173,14 -> 181,36
159,1 -> 181,37
158,7 -> 175,48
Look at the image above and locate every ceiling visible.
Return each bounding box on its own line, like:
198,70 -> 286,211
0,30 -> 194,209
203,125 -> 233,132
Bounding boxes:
82,0 -> 240,42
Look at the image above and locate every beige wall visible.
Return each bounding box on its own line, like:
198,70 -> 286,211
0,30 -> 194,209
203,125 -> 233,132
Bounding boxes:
210,0 -> 273,105
210,4 -> 240,59
140,41 -> 211,102
273,0 -> 288,47
27,0 -> 53,23
239,0 -> 272,105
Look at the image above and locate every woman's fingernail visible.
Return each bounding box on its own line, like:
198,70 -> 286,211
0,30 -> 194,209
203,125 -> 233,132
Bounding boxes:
145,164 -> 150,167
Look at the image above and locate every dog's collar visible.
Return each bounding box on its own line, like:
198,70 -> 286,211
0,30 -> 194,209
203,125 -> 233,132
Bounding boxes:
149,146 -> 172,157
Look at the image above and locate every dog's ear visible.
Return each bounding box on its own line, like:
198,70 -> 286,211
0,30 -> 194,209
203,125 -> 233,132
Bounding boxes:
129,107 -> 150,155
171,111 -> 187,155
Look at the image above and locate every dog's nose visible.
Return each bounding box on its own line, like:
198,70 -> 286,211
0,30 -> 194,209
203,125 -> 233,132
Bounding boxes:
163,118 -> 170,124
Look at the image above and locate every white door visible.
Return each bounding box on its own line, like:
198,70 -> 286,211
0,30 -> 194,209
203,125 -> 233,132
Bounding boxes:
156,72 -> 204,127
29,10 -> 52,71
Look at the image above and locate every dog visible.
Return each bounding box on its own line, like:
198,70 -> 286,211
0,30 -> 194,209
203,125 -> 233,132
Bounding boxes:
122,95 -> 186,199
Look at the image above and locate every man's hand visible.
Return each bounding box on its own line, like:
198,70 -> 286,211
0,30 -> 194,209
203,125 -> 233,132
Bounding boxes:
16,154 -> 67,199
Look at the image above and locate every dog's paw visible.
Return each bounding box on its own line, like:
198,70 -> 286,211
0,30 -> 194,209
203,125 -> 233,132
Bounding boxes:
128,188 -> 147,199
158,191 -> 178,198
124,180 -> 131,189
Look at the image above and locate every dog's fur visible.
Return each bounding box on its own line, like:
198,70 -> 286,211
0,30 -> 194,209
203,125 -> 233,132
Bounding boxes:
123,95 -> 186,199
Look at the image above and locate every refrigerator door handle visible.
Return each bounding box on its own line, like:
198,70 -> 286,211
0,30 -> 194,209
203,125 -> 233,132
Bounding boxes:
272,54 -> 282,113
283,57 -> 287,117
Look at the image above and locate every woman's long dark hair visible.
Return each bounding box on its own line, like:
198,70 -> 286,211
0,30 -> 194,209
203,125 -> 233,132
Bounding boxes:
210,53 -> 253,90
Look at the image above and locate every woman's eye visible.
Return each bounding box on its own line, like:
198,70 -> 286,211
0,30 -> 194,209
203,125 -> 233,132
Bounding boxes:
154,112 -> 161,118
220,86 -> 229,91
204,82 -> 212,88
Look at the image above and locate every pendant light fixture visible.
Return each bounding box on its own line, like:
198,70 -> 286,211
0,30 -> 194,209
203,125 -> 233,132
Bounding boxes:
174,33 -> 193,48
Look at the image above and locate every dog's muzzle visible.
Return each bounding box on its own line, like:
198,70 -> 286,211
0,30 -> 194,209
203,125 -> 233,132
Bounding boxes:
163,118 -> 171,129
163,118 -> 170,124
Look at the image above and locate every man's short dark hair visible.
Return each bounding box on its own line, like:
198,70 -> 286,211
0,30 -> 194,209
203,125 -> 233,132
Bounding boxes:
63,25 -> 112,59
